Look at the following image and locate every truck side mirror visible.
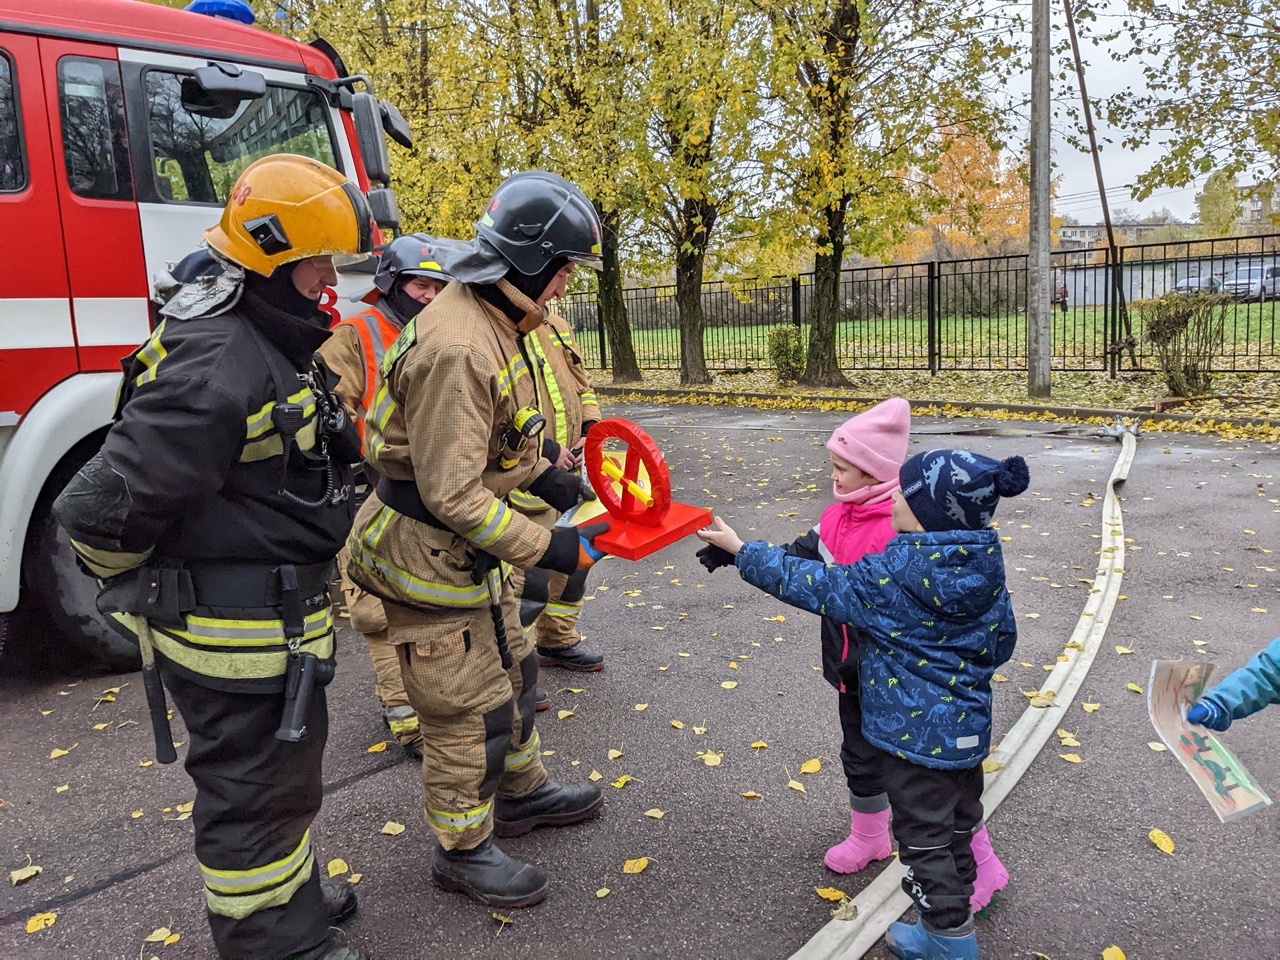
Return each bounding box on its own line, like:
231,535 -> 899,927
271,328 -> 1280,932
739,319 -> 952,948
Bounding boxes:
182,62 -> 266,119
351,92 -> 391,186
380,99 -> 413,149
367,188 -> 400,232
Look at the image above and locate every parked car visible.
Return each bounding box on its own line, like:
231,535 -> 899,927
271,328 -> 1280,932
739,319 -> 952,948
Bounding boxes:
1222,264 -> 1280,301
1173,276 -> 1223,295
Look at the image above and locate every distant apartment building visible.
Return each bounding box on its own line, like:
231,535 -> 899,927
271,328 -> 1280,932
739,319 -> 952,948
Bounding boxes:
1237,182 -> 1276,229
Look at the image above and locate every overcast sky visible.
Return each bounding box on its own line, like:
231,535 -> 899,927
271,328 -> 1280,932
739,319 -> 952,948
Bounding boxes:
1009,2 -> 1205,226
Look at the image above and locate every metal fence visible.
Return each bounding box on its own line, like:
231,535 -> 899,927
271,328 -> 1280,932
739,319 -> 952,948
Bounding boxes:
560,233 -> 1280,376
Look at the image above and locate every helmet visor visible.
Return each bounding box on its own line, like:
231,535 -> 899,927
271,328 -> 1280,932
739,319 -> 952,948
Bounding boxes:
566,251 -> 604,271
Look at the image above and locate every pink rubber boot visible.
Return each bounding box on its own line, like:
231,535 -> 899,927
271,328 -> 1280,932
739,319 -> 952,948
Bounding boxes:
823,808 -> 893,874
969,824 -> 1009,912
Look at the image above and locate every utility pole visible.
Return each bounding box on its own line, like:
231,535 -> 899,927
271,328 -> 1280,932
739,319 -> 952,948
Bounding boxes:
1027,0 -> 1051,398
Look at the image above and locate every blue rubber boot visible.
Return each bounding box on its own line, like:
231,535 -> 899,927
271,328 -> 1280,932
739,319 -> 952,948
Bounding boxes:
885,917 -> 979,960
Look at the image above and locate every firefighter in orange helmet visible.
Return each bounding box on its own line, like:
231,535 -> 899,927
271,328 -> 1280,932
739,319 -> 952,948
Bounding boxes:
54,155 -> 373,960
321,235 -> 451,761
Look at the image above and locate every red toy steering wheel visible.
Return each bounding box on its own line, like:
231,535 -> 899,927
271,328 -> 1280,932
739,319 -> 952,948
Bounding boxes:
583,420 -> 672,526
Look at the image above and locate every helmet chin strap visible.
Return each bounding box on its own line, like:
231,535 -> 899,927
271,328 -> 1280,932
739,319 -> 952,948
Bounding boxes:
496,278 -> 547,333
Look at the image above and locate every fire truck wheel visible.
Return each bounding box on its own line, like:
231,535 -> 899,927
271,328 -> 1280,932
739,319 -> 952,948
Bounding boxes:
22,447 -> 141,674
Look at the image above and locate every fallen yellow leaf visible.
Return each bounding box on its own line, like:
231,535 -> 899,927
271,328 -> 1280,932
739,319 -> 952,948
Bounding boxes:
1101,947 -> 1127,960
49,748 -> 70,760
163,933 -> 181,947
1149,828 -> 1175,855
10,862 -> 41,886
567,688 -> 584,694
347,873 -> 362,884
670,720 -> 684,730
992,674 -> 1008,683
608,748 -> 623,760
1114,645 -> 1133,655
1060,753 -> 1083,763
380,821 -> 405,836
139,760 -> 154,768
751,741 -> 768,750
622,857 -> 650,874
644,809 -> 665,820
1148,742 -> 1168,752
327,858 -> 349,878
741,791 -> 762,799
699,752 -> 722,767
366,741 -> 388,754
25,912 -> 56,934
799,758 -> 822,774
728,662 -> 738,670
131,810 -> 144,819
596,887 -> 610,898
588,770 -> 603,782
788,779 -> 806,793
1082,702 -> 1101,713
611,775 -> 632,789
815,886 -> 847,902
720,681 -> 738,689
143,927 -> 172,943
557,710 -> 575,720
54,785 -> 68,794
763,615 -> 786,622
634,703 -> 649,711
92,722 -> 109,731
1126,683 -> 1144,694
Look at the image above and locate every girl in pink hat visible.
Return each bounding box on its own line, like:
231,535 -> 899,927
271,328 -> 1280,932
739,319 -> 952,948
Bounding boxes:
697,398 -> 1008,913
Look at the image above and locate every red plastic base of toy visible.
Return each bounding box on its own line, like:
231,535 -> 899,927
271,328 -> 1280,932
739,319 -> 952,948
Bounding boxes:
580,501 -> 713,562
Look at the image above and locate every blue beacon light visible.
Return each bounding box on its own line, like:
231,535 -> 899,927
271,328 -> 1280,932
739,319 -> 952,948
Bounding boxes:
184,0 -> 256,25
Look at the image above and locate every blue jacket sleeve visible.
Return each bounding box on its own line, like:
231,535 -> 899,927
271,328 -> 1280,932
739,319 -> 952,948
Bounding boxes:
994,601 -> 1018,666
1204,637 -> 1280,724
735,540 -> 876,628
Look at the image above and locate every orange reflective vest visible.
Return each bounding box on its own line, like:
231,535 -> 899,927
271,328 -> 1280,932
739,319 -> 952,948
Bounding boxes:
335,307 -> 402,449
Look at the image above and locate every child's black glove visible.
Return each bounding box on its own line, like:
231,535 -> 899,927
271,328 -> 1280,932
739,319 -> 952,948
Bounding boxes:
696,543 -> 735,573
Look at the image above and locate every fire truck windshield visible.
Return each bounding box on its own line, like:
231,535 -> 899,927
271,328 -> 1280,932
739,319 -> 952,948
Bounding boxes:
144,70 -> 338,205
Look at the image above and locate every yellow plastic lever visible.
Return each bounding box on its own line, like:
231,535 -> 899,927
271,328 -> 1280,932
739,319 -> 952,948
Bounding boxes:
600,457 -> 654,507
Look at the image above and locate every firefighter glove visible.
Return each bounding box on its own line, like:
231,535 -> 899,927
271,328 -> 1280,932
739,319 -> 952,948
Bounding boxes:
528,467 -> 587,512
537,522 -> 611,574
695,543 -> 735,573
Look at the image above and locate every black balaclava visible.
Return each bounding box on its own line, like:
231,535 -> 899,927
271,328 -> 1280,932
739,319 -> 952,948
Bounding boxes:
385,279 -> 427,325
474,257 -> 569,325
240,261 -> 333,363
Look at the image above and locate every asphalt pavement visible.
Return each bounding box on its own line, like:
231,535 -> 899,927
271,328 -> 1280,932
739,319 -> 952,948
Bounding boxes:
1,402 -> 1277,960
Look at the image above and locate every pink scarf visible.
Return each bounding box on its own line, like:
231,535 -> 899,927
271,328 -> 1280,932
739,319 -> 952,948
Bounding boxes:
819,490 -> 898,690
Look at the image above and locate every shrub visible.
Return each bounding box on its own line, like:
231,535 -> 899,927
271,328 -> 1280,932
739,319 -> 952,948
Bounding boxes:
767,325 -> 806,383
1136,292 -> 1229,397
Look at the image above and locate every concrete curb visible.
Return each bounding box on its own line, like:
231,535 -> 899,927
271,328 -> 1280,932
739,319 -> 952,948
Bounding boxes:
596,386 -> 1279,431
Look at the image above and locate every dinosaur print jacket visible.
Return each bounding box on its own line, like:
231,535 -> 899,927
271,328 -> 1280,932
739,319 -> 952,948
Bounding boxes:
736,529 -> 1017,770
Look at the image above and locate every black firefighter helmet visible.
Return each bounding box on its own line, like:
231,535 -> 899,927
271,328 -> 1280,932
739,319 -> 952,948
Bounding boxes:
475,171 -> 603,276
373,234 -> 452,294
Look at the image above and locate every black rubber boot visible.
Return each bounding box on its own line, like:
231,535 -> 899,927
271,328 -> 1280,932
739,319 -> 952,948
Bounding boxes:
534,686 -> 551,712
431,837 -> 549,908
283,937 -> 370,960
321,877 -> 358,926
494,779 -> 604,838
536,644 -> 605,672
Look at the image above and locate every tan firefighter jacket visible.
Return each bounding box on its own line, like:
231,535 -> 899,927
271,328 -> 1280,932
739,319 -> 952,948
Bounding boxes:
509,311 -> 601,515
346,279 -> 556,610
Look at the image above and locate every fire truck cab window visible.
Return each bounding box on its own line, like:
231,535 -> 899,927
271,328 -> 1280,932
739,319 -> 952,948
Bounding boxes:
57,58 -> 132,200
144,70 -> 338,205
0,54 -> 24,192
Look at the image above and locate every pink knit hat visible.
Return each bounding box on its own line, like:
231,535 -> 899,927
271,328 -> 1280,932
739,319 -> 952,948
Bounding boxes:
826,397 -> 911,482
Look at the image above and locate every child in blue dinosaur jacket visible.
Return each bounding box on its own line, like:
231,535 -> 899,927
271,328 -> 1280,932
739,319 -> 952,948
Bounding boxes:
1186,636 -> 1280,730
697,449 -> 1030,960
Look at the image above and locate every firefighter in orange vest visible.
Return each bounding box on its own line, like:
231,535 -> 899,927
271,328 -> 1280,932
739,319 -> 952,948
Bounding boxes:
319,235 -> 450,760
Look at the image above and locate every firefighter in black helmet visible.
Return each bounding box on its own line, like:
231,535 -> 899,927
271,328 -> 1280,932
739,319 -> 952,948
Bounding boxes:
346,170 -> 609,909
53,155 -> 373,960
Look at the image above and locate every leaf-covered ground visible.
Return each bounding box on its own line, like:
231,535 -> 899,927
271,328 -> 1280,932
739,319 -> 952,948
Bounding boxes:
598,369 -> 1280,444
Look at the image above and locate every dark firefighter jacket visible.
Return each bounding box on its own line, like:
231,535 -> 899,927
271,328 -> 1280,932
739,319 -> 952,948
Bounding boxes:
52,286 -> 358,691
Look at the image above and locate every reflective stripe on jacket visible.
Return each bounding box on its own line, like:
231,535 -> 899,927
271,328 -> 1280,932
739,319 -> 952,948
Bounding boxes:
326,305 -> 403,451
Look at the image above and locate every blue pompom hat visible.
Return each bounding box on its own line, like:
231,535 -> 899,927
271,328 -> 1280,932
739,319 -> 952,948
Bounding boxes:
899,449 -> 1031,532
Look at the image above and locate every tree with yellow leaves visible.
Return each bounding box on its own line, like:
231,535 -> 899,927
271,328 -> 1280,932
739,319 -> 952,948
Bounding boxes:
760,0 -> 1023,387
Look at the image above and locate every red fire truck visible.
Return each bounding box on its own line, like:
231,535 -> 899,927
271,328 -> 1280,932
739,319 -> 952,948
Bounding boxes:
0,0 -> 408,668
